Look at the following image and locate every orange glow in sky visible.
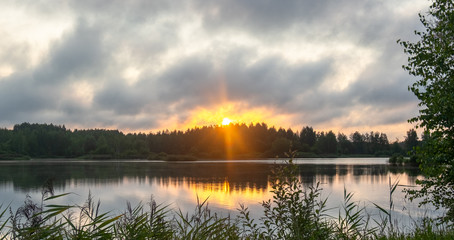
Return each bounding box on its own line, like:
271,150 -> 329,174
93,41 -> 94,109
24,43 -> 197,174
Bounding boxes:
146,101 -> 416,141
156,102 -> 296,132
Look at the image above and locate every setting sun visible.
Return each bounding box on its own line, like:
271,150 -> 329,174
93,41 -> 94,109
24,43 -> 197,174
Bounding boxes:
222,117 -> 232,125
157,102 -> 296,132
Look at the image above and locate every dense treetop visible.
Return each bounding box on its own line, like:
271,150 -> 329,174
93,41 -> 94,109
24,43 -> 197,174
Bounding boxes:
0,122 -> 413,160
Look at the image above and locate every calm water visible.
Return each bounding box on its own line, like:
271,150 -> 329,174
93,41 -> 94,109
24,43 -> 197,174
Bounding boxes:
0,158 -> 439,227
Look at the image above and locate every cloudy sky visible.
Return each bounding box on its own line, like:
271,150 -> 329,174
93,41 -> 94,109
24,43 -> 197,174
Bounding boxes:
0,0 -> 430,140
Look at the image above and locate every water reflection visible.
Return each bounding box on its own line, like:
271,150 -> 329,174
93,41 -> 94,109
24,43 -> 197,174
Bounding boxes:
0,158 -> 432,222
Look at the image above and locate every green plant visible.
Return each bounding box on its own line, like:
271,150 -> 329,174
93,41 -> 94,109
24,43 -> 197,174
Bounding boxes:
399,0 -> 454,224
239,152 -> 333,239
62,191 -> 121,239
174,196 -> 240,239
336,187 -> 376,239
237,203 -> 264,239
0,204 -> 10,240
113,198 -> 173,239
373,176 -> 400,236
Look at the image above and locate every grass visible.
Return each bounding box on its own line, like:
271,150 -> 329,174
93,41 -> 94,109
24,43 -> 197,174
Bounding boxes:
0,156 -> 452,239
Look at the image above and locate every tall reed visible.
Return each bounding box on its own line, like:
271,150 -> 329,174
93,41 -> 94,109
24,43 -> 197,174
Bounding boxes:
173,195 -> 239,239
0,204 -> 9,240
113,198 -> 173,239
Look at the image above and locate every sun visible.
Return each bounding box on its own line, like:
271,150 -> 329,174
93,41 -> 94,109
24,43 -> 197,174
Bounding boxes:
221,117 -> 232,126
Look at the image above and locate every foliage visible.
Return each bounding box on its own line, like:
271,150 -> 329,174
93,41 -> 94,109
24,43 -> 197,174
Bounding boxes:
404,129 -> 419,153
0,122 -> 402,160
336,188 -> 376,239
113,199 -> 173,239
258,158 -> 332,239
338,132 -> 354,155
173,196 -> 240,240
399,0 -> 454,223
299,126 -> 316,151
270,137 -> 291,157
315,131 -> 337,155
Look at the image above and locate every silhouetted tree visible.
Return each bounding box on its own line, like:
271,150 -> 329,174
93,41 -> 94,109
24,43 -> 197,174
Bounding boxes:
315,131 -> 337,154
337,133 -> 353,155
404,129 -> 419,153
300,126 -> 316,151
271,137 -> 291,157
350,131 -> 365,154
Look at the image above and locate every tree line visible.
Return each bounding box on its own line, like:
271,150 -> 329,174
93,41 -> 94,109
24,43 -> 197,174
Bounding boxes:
0,122 -> 420,160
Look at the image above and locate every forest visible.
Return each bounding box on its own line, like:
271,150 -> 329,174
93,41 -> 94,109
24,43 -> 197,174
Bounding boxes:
0,122 -> 419,160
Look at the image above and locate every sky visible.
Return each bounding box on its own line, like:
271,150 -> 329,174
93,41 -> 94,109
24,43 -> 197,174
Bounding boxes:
0,0 -> 430,140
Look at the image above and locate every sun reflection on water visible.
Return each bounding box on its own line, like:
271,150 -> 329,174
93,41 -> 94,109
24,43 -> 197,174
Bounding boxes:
147,176 -> 273,210
0,159 -> 438,224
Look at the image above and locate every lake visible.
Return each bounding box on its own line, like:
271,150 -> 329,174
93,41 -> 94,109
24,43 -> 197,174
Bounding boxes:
0,158 -> 439,228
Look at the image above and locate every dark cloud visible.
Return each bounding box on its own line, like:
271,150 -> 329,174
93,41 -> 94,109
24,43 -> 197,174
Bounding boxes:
0,20 -> 108,123
0,72 -> 47,116
223,56 -> 333,108
33,20 -> 107,85
195,0 -> 397,39
0,0 -> 429,137
94,78 -> 150,115
156,57 -> 217,104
